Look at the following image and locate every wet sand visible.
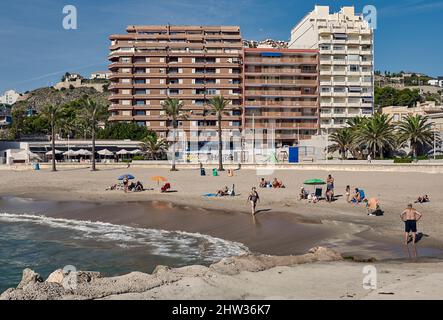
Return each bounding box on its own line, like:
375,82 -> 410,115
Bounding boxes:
1,196 -> 443,260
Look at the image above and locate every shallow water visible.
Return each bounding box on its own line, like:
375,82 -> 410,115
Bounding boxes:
0,200 -> 251,293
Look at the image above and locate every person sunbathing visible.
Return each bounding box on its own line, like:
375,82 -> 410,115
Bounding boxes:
161,183 -> 171,193
299,187 -> 308,200
259,178 -> 268,188
272,178 -> 285,188
415,195 -> 430,203
217,186 -> 229,196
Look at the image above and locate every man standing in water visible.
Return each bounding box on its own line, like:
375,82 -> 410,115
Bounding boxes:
247,187 -> 260,215
400,204 -> 422,259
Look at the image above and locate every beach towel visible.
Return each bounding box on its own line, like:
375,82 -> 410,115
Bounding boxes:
202,193 -> 218,197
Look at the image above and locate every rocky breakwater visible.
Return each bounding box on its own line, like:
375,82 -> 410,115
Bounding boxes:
1,247 -> 342,300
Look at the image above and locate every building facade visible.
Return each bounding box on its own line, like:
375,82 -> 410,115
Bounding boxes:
289,5 -> 374,134
108,25 -> 243,148
0,89 -> 20,105
243,48 -> 319,147
108,6 -> 374,147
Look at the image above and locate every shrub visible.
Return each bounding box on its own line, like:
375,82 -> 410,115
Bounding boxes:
394,158 -> 412,164
132,155 -> 145,161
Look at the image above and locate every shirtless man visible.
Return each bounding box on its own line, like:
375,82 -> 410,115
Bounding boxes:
400,204 -> 422,259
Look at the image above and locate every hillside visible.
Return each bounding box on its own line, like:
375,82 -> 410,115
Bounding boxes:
13,86 -> 110,112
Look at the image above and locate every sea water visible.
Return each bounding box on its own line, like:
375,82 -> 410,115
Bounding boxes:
0,213 -> 249,292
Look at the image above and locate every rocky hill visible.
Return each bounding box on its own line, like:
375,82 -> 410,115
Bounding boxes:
13,86 -> 110,112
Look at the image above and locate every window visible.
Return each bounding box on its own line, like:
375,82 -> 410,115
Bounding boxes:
347,54 -> 360,61
134,79 -> 145,84
168,89 -> 180,95
207,89 -> 217,95
135,110 -> 146,116
349,65 -> 360,72
136,121 -> 145,126
135,100 -> 145,105
135,89 -> 148,95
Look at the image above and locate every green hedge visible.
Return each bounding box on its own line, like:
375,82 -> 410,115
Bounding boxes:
394,158 -> 413,163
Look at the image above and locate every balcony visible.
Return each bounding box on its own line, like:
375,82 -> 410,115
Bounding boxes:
245,90 -> 303,97
244,101 -> 316,107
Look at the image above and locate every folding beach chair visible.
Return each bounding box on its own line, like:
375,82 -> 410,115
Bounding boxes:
315,187 -> 322,199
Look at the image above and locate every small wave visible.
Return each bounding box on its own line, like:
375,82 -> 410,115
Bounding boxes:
0,213 -> 249,262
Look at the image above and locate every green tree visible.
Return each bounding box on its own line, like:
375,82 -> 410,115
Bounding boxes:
141,134 -> 168,160
78,97 -> 108,171
397,114 -> 434,159
355,113 -> 396,159
40,104 -> 64,171
162,98 -> 186,171
207,96 -> 230,171
328,127 -> 355,160
97,122 -> 154,140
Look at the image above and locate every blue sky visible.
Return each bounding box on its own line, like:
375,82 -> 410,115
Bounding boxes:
1,0 -> 443,94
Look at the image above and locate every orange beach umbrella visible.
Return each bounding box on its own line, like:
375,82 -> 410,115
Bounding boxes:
151,176 -> 167,185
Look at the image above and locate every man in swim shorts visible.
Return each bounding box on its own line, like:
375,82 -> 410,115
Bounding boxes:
400,203 -> 422,258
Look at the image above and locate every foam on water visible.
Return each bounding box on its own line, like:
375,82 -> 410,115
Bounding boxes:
0,212 -> 250,262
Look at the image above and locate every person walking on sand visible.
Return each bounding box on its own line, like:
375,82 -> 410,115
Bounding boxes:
123,176 -> 129,193
345,185 -> 351,203
400,203 -> 423,259
247,187 -> 260,215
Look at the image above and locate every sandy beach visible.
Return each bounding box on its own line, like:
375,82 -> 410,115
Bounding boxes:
1,164 -> 443,299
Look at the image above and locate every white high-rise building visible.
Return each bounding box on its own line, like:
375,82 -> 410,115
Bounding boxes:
289,5 -> 374,134
0,89 -> 20,105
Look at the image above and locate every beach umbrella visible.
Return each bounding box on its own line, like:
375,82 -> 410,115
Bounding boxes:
116,149 -> 130,155
303,179 -> 326,185
74,149 -> 91,156
45,149 -> 63,155
63,149 -> 76,156
130,149 -> 142,155
97,149 -> 114,156
27,151 -> 42,161
118,174 -> 135,180
151,176 -> 167,185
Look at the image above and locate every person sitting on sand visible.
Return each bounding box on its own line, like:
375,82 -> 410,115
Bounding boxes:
351,188 -> 361,203
135,181 -> 144,192
299,187 -> 308,200
217,186 -> 229,196
259,178 -> 269,188
307,193 -> 319,203
366,197 -> 380,216
415,195 -> 430,203
128,182 -> 136,192
272,178 -> 285,188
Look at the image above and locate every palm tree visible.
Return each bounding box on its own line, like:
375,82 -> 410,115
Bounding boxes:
397,114 -> 434,160
329,127 -> 355,160
41,104 -> 64,171
78,97 -> 107,171
207,96 -> 230,171
141,134 -> 168,160
355,113 -> 396,159
162,98 -> 186,171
